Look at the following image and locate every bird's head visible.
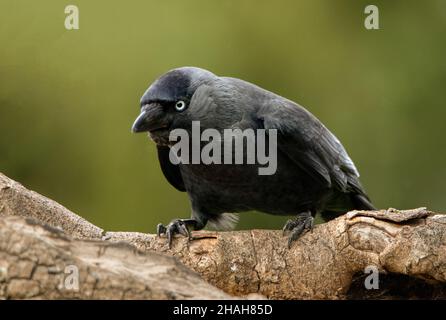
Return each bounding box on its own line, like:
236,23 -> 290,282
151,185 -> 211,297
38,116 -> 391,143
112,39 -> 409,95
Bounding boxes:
132,67 -> 216,145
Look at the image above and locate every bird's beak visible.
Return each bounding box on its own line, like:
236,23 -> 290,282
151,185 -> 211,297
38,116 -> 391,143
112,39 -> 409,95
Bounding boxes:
131,111 -> 150,133
131,104 -> 166,133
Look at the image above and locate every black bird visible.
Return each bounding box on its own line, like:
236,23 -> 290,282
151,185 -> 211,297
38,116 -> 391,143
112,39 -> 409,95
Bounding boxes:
132,67 -> 375,247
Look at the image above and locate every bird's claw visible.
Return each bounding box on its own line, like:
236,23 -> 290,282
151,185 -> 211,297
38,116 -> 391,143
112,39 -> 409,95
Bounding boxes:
282,212 -> 314,248
157,219 -> 192,248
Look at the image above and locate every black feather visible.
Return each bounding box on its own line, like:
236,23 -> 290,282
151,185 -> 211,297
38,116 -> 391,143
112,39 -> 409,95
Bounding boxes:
156,145 -> 186,192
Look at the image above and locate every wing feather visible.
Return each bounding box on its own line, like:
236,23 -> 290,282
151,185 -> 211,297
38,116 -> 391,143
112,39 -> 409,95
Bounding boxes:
157,145 -> 186,192
262,100 -> 361,194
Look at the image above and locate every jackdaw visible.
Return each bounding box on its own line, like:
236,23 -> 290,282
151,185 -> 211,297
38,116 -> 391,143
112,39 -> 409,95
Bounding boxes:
132,67 -> 375,248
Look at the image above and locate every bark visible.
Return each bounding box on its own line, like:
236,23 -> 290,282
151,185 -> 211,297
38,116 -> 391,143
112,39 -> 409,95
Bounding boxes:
0,216 -> 233,299
1,172 -> 446,299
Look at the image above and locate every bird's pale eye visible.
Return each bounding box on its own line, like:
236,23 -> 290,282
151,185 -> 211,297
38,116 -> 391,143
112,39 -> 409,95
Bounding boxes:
175,100 -> 187,112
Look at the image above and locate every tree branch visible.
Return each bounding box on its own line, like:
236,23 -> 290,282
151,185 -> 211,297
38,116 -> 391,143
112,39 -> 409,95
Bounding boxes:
0,216 -> 233,299
1,172 -> 446,299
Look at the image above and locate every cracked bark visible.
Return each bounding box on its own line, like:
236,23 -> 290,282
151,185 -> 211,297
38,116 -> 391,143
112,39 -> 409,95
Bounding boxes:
0,215 -> 238,299
1,172 -> 446,299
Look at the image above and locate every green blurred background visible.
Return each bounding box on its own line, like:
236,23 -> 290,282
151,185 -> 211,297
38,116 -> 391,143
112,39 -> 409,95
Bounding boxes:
1,0 -> 445,232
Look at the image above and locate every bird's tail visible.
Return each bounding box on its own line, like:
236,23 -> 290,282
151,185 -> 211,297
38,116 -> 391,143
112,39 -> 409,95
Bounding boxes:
320,192 -> 376,222
351,193 -> 376,211
207,213 -> 239,231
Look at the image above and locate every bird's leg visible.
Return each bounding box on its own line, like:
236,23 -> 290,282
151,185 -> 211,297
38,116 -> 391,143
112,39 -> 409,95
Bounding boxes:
157,218 -> 204,248
282,211 -> 314,248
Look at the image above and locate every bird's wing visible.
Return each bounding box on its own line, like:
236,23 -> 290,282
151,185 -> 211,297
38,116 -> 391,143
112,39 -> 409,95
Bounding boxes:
156,145 -> 186,192
261,99 -> 361,193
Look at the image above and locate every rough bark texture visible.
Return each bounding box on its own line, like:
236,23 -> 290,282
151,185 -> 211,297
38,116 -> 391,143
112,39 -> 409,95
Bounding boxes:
0,216 -> 233,299
0,173 -> 103,239
1,172 -> 446,299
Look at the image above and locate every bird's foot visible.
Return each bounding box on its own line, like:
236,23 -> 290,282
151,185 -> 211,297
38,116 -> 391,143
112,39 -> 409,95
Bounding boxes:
157,218 -> 197,248
282,212 -> 314,248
